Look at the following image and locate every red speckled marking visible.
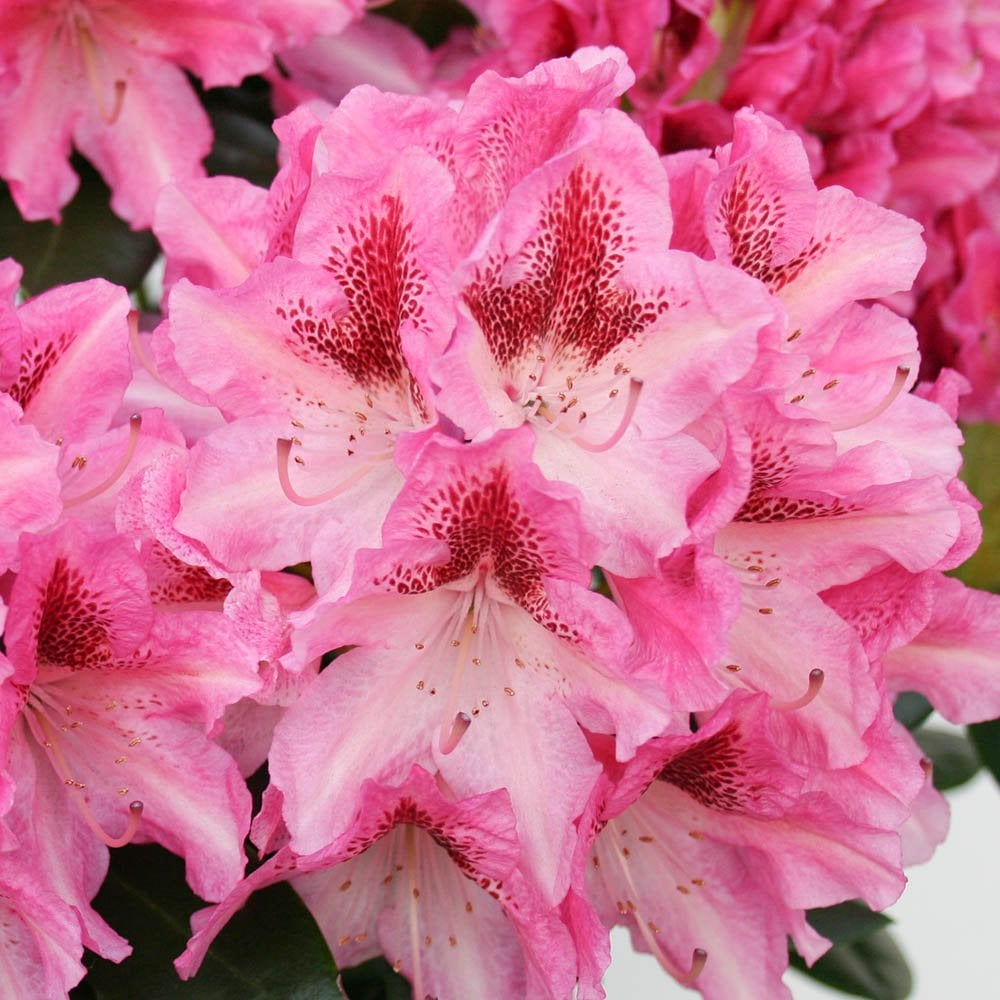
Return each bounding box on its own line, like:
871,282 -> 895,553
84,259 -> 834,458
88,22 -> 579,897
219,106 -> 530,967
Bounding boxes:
8,331 -> 73,410
277,194 -> 428,413
146,544 -> 232,605
374,466 -> 577,640
35,558 -> 115,670
734,429 -> 853,522
659,723 -> 762,811
718,164 -> 829,290
465,164 -> 669,370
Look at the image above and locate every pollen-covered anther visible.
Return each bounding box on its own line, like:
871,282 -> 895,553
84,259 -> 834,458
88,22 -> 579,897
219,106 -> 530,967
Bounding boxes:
773,668 -> 825,711
276,438 -> 373,506
574,377 -> 643,453
831,365 -> 911,432
439,712 -> 471,755
62,413 -> 142,507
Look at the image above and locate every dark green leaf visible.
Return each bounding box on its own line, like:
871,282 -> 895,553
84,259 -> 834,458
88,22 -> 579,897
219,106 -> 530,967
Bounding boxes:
284,562 -> 315,584
589,566 -> 613,599
204,108 -> 278,189
339,958 -> 412,1000
790,928 -> 912,1000
378,0 -> 476,47
75,844 -> 341,1000
968,717 -> 1000,787
954,422 -> 1000,593
806,900 -> 892,946
892,691 -> 933,730
914,727 -> 981,790
0,159 -> 159,294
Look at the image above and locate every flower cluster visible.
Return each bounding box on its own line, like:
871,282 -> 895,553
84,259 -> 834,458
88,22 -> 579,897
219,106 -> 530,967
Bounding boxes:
276,0 -> 1000,420
0,5 -> 998,1000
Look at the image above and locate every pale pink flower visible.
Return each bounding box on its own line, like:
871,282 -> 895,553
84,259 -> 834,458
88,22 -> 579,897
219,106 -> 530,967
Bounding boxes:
575,694 -> 913,999
270,430 -> 672,902
178,767 -> 577,999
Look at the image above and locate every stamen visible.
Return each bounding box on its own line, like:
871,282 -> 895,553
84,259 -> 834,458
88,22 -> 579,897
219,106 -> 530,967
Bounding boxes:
830,366 -> 910,432
78,798 -> 144,848
78,24 -> 127,124
773,668 -> 824,711
574,378 -> 643,453
405,825 -> 427,1000
676,948 -> 708,985
128,311 -> 171,387
276,439 -> 372,506
439,712 -> 471,755
63,414 -> 142,507
603,820 -> 708,987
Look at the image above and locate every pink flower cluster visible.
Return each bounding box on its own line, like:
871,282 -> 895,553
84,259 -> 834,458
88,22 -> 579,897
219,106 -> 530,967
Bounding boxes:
274,0 -> 1000,420
0,17 -> 998,1000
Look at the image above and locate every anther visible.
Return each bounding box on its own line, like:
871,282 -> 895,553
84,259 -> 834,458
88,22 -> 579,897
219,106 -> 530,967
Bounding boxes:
63,414 -> 142,507
773,668 -> 824,711
439,712 -> 471,755
831,365 -> 910,432
276,439 -> 371,506
575,378 -> 643,453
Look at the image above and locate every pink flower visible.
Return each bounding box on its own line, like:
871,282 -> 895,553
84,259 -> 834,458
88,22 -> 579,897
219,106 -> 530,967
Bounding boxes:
575,694 -> 914,999
0,520 -> 261,959
178,767 -> 577,999
270,430 -> 671,902
0,1 -> 344,227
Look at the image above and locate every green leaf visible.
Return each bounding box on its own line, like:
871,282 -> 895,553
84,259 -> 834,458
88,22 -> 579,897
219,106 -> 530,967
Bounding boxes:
378,0 -> 476,48
892,691 -> 933,730
0,160 -> 159,295
790,928 -> 913,1000
74,844 -> 342,999
968,717 -> 1000,787
339,958 -> 412,1000
914,727 -> 982,791
806,900 -> 893,946
954,422 -> 1000,593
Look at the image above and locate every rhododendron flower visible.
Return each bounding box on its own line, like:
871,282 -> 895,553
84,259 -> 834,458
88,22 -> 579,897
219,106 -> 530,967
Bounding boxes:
272,430 -> 672,902
0,521 -> 261,959
178,767 -> 578,999
0,0 -> 362,227
573,692 -> 926,999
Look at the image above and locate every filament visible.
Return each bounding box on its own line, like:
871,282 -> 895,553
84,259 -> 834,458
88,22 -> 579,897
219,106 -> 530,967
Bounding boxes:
830,366 -> 910,432
63,414 -> 142,507
276,439 -> 374,506
573,378 -> 643,452
773,668 -> 825,711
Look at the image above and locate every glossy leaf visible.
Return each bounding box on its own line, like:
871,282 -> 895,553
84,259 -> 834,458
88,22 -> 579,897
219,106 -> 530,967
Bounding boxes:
378,0 -> 476,47
790,928 -> 912,1000
72,843 -> 342,999
0,160 -> 159,295
892,691 -> 933,730
914,728 -> 982,791
806,900 -> 893,946
968,718 -> 1000,788
339,958 -> 412,1000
